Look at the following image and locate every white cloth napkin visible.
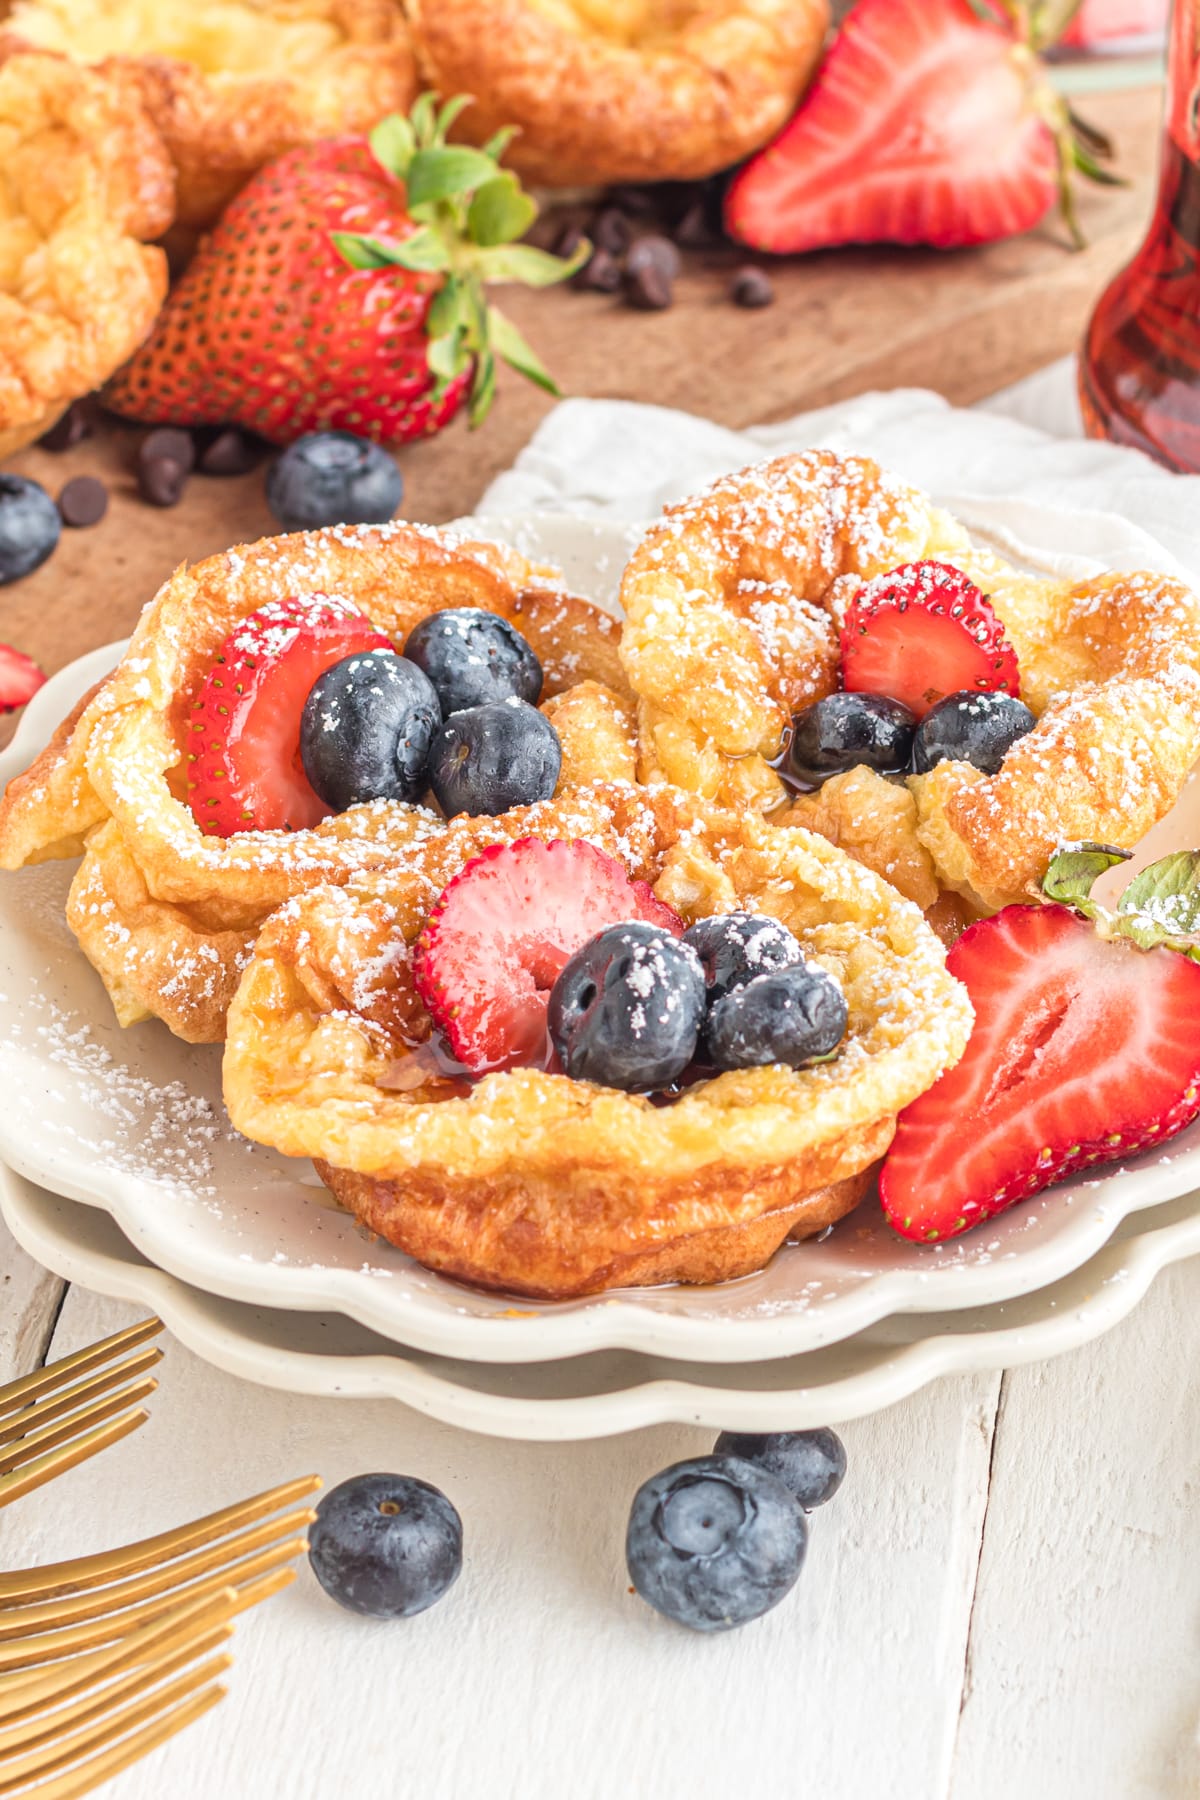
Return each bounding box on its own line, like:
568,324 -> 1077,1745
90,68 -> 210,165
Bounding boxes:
478,355 -> 1200,585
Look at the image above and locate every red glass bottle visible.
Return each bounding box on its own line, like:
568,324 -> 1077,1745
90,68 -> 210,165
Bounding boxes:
1079,0 -> 1200,468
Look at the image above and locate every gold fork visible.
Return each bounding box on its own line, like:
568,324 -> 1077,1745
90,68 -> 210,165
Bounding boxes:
0,1321 -> 165,1512
0,1321 -> 320,1794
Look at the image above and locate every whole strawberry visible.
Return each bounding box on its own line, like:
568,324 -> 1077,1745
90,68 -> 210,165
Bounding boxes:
725,0 -> 1120,256
107,95 -> 585,445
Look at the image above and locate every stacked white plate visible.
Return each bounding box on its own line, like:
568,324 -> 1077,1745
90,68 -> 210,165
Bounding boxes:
2,514 -> 1199,1440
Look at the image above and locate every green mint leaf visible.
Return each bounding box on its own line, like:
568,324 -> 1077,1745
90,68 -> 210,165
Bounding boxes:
406,146 -> 503,207
476,241 -> 589,287
467,175 -> 537,248
488,307 -> 560,397
1041,843 -> 1131,912
468,349 -> 497,429
1117,852 -> 1200,938
369,114 -> 415,178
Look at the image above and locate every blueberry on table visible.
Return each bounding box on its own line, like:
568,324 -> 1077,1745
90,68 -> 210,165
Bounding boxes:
548,921 -> 706,1092
428,699 -> 561,816
626,1454 -> 807,1632
705,963 -> 848,1072
300,650 -> 441,810
786,691 -> 916,790
308,1473 -> 462,1619
265,430 -> 403,531
911,689 -> 1037,776
0,476 -> 61,585
714,1429 -> 847,1511
404,607 -> 543,715
683,912 -> 804,1008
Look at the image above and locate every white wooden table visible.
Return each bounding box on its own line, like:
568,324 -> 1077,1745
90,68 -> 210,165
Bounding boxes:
3,365 -> 1199,1800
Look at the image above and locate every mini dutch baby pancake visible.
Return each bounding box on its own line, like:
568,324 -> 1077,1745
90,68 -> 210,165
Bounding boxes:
223,778 -> 972,1299
0,44 -> 174,456
0,522 -> 636,1041
1,0 -> 415,226
619,450 -> 1200,923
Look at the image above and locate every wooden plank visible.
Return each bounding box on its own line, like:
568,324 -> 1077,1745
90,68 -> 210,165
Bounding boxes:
949,1257 -> 1200,1800
0,84 -> 1162,693
30,1282 -> 1004,1800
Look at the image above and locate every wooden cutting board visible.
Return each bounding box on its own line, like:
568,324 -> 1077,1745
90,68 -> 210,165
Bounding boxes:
1,82 -> 1162,688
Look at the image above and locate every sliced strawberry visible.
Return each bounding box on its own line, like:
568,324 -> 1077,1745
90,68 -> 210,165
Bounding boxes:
724,0 -> 1110,255
880,903 -> 1200,1242
0,645 -> 45,713
840,560 -> 1020,719
186,594 -> 393,836
413,837 -> 684,1073
1061,0 -> 1167,48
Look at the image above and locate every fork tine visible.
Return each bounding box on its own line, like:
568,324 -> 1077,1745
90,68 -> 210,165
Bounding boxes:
0,1543 -> 308,1672
0,1577 -> 287,1723
0,1477 -> 321,1604
10,1683 -> 225,1800
0,1351 -> 163,1451
0,1324 -> 163,1422
0,1630 -> 232,1755
0,1509 -> 316,1642
0,1382 -> 159,1477
0,1654 -> 232,1790
0,1414 -> 150,1514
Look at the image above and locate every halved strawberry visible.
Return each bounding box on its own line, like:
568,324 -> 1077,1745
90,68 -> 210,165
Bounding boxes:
0,645 -> 45,714
413,837 -> 684,1072
840,561 -> 1020,719
187,595 -> 393,836
880,903 -> 1200,1242
724,0 -> 1116,256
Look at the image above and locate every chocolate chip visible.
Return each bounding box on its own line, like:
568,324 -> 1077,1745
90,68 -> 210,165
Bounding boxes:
573,246 -> 623,294
730,266 -> 775,309
627,235 -> 682,283
198,427 -> 264,476
137,455 -> 188,508
673,200 -> 717,249
58,475 -> 109,528
592,207 -> 632,257
38,402 -> 92,453
138,427 -> 196,477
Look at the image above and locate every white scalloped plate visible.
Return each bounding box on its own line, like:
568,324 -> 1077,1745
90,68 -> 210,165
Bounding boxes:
1,512 -> 1199,1367
5,1164 -> 1200,1439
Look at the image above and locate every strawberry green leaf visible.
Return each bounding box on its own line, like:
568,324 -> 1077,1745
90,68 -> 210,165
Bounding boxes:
332,228 -> 451,274
1030,0 -> 1086,49
468,175 -> 538,247
369,114 -> 416,179
468,349 -> 497,429
488,307 -> 560,397
481,125 -> 520,162
476,241 -> 590,287
410,91 -> 438,150
406,146 -> 503,207
428,327 -> 471,385
1042,843 -> 1131,916
435,94 -> 475,140
426,275 -> 467,341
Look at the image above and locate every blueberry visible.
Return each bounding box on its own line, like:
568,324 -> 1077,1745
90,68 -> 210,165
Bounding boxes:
714,1429 -> 847,1510
786,692 -> 916,790
404,608 -> 543,715
308,1473 -> 462,1619
910,689 -> 1036,777
706,963 -> 847,1072
300,650 -> 441,809
427,699 -> 561,816
683,912 -> 804,1008
548,921 -> 705,1092
626,1454 -> 807,1632
0,475 -> 61,585
265,430 -> 403,531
